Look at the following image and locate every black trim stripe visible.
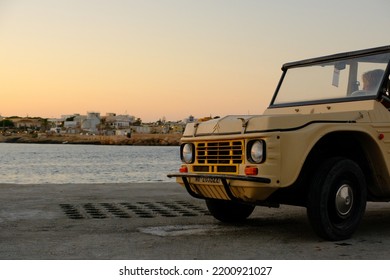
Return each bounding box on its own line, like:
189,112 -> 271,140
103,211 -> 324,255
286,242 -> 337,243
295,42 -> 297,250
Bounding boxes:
246,120 -> 356,134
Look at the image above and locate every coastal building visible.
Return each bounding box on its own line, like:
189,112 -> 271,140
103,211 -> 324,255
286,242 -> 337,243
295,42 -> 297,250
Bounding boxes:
13,118 -> 42,130
166,121 -> 185,134
61,114 -> 81,134
81,112 -> 101,134
104,113 -> 135,129
63,120 -> 79,134
47,118 -> 63,128
131,125 -> 152,134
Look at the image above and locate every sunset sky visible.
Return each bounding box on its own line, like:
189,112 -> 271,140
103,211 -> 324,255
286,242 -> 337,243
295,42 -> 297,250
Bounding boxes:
1,0 -> 389,122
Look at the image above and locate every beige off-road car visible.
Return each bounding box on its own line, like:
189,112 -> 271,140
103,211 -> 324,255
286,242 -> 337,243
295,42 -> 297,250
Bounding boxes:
168,46 -> 390,241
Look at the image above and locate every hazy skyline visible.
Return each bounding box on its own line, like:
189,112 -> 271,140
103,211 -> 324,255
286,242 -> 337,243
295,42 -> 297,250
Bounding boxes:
1,0 -> 389,122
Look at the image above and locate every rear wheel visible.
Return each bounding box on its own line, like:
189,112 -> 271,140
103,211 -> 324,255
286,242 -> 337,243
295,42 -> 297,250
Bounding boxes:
206,199 -> 255,223
307,157 -> 367,241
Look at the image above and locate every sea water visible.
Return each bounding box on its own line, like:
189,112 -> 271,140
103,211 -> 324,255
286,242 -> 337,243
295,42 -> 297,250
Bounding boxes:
0,143 -> 180,184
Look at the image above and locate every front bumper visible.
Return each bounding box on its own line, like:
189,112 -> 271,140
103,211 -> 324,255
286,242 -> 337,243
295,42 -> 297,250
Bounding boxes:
167,173 -> 271,203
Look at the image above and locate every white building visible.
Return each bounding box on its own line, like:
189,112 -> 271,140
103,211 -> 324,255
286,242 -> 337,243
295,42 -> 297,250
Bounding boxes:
105,113 -> 135,129
81,112 -> 101,133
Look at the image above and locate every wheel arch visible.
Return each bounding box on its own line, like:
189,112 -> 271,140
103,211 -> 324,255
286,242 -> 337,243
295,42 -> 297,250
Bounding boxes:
302,130 -> 389,200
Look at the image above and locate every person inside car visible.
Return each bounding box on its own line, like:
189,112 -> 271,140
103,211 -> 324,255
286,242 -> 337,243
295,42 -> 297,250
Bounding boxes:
352,69 -> 384,96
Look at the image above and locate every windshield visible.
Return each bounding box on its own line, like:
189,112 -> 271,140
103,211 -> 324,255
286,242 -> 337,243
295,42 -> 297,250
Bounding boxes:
272,53 -> 390,106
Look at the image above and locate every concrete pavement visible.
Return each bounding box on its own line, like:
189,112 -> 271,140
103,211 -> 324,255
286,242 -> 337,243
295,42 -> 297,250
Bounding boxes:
1,182 -> 390,259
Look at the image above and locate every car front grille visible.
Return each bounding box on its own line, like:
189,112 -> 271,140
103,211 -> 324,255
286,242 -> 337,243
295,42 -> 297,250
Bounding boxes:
196,141 -> 243,164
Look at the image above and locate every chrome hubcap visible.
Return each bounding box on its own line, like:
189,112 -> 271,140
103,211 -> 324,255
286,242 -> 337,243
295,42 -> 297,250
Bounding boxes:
335,184 -> 353,216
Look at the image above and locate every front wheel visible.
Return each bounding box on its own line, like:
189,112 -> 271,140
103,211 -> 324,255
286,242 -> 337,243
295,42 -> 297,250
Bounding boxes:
206,199 -> 255,223
307,157 -> 367,241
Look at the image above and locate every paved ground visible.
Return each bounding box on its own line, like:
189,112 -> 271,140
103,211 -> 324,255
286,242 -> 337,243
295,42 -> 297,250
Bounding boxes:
1,182 -> 390,259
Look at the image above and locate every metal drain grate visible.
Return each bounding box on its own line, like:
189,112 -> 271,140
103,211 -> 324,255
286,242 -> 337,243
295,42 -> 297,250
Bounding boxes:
60,200 -> 210,219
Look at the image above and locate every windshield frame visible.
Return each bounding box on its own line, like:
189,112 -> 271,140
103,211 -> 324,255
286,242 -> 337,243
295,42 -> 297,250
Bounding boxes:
269,45 -> 390,108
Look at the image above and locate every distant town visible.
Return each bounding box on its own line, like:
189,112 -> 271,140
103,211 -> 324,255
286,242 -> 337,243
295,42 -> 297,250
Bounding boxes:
0,112 -> 208,136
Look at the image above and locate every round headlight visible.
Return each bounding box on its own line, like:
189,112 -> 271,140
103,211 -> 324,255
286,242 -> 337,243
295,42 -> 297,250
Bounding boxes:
248,140 -> 264,163
181,143 -> 194,164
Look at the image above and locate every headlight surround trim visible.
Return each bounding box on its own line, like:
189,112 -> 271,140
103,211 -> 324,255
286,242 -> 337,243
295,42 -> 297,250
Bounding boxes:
181,143 -> 195,164
247,140 -> 266,164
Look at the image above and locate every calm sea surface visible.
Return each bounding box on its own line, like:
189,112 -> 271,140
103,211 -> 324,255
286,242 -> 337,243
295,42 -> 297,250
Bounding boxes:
0,143 -> 180,184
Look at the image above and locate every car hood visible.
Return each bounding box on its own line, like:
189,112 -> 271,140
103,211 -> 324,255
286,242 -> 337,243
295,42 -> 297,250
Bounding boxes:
183,111 -> 365,137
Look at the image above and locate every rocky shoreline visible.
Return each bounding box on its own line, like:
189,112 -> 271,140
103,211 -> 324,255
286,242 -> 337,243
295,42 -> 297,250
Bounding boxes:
0,133 -> 182,146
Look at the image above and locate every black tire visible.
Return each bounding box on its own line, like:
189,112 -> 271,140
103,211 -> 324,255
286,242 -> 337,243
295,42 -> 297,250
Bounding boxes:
307,157 -> 367,241
206,199 -> 255,223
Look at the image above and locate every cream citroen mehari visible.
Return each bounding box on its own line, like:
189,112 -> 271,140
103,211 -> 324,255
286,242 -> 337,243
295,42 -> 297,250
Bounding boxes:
168,46 -> 390,241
